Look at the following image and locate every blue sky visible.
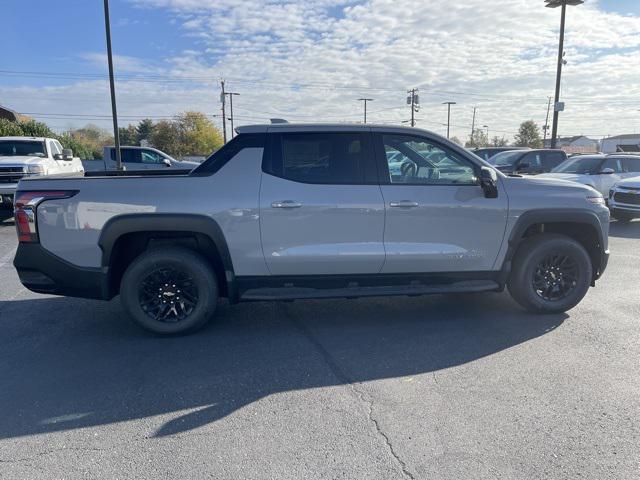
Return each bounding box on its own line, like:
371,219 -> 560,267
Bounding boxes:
1,0 -> 639,139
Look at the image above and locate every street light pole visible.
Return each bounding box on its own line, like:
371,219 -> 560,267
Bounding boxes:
225,92 -> 240,138
103,0 -> 122,171
545,0 -> 584,149
442,102 -> 456,139
358,98 -> 373,123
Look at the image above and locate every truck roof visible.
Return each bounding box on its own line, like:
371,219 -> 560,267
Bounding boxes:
235,123 -> 437,136
0,136 -> 52,142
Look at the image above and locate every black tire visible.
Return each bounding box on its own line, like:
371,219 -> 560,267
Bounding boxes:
610,209 -> 636,223
120,247 -> 218,334
508,234 -> 592,314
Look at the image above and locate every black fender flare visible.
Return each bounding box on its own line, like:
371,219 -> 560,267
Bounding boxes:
500,208 -> 608,282
98,213 -> 237,301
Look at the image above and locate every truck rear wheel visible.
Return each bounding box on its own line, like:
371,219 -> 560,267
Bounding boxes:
120,247 -> 218,334
508,234 -> 592,314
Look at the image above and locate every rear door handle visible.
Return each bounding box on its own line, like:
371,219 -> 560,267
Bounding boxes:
389,201 -> 419,208
271,200 -> 303,209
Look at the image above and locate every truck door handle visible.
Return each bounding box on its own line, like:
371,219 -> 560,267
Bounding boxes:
389,201 -> 419,208
271,200 -> 303,209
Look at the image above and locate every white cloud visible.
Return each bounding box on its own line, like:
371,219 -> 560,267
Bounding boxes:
4,0 -> 640,141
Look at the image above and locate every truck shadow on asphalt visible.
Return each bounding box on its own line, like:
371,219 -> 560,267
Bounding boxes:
0,292 -> 565,440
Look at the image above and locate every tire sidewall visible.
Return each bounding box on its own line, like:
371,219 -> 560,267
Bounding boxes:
121,249 -> 218,334
510,236 -> 592,313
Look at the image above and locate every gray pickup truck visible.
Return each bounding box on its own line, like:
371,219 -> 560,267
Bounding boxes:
13,124 -> 610,334
82,146 -> 199,172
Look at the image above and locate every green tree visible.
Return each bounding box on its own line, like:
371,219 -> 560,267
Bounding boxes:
450,136 -> 462,146
514,121 -> 543,148
465,129 -> 488,148
149,120 -> 180,157
118,125 -> 138,146
175,111 -> 223,156
17,119 -> 56,137
490,136 -> 509,147
58,132 -> 95,159
0,118 -> 24,136
136,118 -> 155,143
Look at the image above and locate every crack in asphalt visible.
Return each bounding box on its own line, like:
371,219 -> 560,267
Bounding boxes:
281,303 -> 416,480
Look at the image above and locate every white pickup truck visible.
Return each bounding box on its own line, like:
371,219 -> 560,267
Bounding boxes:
0,136 -> 84,215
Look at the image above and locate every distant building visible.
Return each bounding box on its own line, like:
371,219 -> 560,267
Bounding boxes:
601,134 -> 640,154
0,105 -> 20,122
543,135 -> 599,153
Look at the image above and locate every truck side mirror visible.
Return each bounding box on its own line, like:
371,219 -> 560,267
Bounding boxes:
479,166 -> 498,198
62,148 -> 74,161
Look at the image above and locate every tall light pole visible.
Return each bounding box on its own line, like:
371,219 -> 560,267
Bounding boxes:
442,102 -> 456,139
358,98 -> 373,123
545,0 -> 584,149
103,0 -> 122,170
224,92 -> 240,138
471,106 -> 478,139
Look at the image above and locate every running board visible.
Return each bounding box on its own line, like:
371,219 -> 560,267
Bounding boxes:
240,280 -> 500,302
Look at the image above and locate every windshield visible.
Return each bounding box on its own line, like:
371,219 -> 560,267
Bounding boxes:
552,156 -> 603,174
0,140 -> 46,157
488,150 -> 523,167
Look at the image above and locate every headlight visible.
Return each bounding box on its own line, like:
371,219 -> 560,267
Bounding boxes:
587,195 -> 605,205
27,165 -> 46,175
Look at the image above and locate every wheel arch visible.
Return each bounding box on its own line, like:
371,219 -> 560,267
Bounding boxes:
501,209 -> 608,284
98,213 -> 237,301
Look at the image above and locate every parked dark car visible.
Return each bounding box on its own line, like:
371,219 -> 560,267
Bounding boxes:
488,149 -> 568,175
472,146 -> 530,161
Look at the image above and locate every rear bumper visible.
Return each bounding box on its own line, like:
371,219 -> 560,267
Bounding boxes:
13,243 -> 111,300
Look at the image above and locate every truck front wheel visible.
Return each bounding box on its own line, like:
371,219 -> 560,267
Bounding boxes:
120,247 -> 218,334
508,234 -> 592,314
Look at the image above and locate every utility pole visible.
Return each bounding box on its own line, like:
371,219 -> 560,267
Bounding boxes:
471,106 -> 477,139
407,89 -> 419,127
546,0 -> 584,148
543,96 -> 552,141
220,80 -> 227,143
225,92 -> 240,138
358,98 -> 373,123
442,101 -> 456,139
103,0 -> 122,171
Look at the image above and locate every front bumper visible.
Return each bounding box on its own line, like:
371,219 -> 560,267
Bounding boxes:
0,183 -> 18,196
14,243 -> 111,300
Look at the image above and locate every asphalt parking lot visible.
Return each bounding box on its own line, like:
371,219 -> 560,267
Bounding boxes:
0,218 -> 638,479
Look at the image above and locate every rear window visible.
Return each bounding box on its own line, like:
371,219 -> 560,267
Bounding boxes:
191,134 -> 266,175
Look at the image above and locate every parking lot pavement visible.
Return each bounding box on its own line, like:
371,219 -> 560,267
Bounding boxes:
0,218 -> 639,480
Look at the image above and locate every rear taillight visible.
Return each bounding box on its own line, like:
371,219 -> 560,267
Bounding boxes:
14,190 -> 77,243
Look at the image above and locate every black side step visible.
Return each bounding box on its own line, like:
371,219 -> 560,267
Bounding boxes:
240,280 -> 500,302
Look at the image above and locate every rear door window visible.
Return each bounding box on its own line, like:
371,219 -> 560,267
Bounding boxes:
111,148 -> 142,163
542,151 -> 565,171
267,132 -> 372,184
622,157 -> 640,173
602,158 -> 623,173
